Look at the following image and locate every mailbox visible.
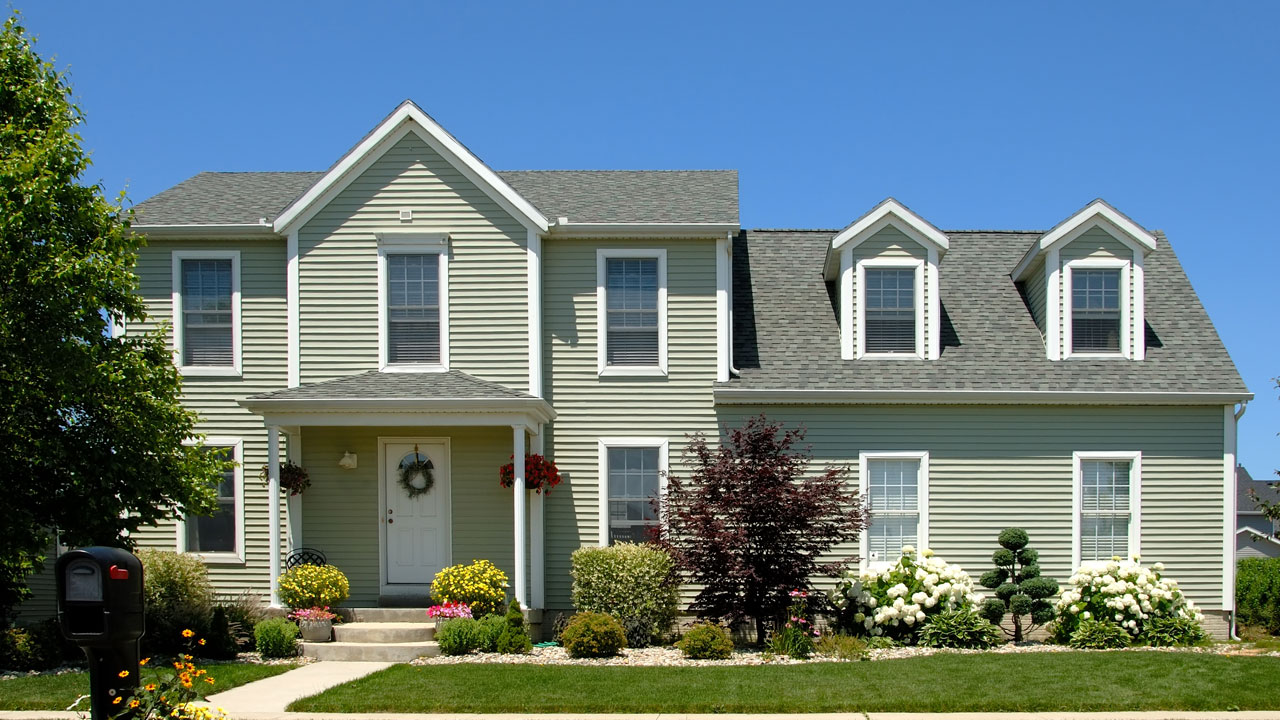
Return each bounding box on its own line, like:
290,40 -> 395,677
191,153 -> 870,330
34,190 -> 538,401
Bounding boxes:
55,547 -> 145,720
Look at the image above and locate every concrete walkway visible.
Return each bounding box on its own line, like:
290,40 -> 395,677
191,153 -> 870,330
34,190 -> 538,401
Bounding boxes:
201,661 -> 392,713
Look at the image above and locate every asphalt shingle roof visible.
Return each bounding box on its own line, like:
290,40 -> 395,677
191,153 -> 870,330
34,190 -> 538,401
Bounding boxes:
247,370 -> 533,402
133,170 -> 738,227
727,229 -> 1249,394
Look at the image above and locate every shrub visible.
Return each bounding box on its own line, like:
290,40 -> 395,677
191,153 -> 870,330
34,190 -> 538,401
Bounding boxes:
767,589 -> 818,659
277,564 -> 349,610
1237,557 -> 1280,634
561,611 -> 627,658
496,601 -> 532,654
254,618 -> 299,658
202,607 -> 239,660
1053,557 -> 1204,643
571,543 -> 678,647
139,549 -> 214,655
216,592 -> 266,652
1144,615 -> 1207,647
436,617 -> 485,656
0,620 -> 69,670
677,622 -> 734,660
918,607 -> 1002,649
815,633 -> 869,661
431,560 -> 508,616
832,547 -> 983,643
1068,618 -> 1130,649
978,528 -> 1057,641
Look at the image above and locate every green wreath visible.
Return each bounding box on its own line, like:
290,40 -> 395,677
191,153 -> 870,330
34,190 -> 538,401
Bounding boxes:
398,448 -> 435,498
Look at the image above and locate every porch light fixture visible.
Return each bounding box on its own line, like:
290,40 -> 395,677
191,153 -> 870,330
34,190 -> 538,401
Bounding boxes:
338,452 -> 358,470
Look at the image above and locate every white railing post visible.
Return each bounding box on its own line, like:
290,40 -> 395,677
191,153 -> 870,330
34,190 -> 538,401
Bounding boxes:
512,425 -> 528,609
267,426 -> 282,607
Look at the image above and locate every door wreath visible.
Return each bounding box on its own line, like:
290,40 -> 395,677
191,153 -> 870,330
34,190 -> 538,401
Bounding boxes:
398,445 -> 435,498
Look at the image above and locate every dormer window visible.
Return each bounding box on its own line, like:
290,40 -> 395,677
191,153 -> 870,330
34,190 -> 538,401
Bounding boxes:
1071,268 -> 1121,353
859,261 -> 923,356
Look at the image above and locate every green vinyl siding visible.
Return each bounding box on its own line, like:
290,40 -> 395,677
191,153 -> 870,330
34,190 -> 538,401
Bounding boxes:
715,404 -> 1227,611
126,238 -> 288,597
1022,255 -> 1047,336
542,237 -> 720,609
851,227 -> 930,355
298,132 -> 529,389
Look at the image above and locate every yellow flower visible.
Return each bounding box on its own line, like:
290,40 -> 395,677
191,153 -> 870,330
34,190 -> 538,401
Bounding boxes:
130,699 -> 140,708
141,657 -> 150,666
113,697 -> 123,705
118,670 -> 130,678
145,683 -> 157,691
205,677 -> 215,684
198,638 -> 206,646
182,629 -> 195,638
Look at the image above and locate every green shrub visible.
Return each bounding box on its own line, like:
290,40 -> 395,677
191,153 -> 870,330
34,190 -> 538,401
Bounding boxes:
677,622 -> 733,660
918,607 -> 1002,649
1144,615 -> 1207,647
139,549 -> 214,655
431,560 -> 508,616
866,635 -> 897,649
977,528 -> 1057,641
1068,619 -> 1130,649
496,601 -> 532,654
815,633 -> 869,661
216,592 -> 266,652
436,617 -> 485,656
1054,557 -> 1205,643
277,564 -> 350,609
202,607 -> 239,660
0,620 -> 69,670
570,543 -> 677,647
1237,557 -> 1280,634
254,618 -> 299,658
561,611 -> 626,658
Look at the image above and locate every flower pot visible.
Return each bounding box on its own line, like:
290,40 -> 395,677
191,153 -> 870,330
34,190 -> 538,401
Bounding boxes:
298,619 -> 333,642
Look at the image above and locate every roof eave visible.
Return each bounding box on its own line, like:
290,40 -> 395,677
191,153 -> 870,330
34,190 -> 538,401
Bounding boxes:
548,222 -> 739,238
130,224 -> 281,239
714,388 -> 1254,406
238,395 -> 557,426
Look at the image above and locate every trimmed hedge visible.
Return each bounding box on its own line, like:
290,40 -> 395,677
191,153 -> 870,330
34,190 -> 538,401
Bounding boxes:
561,612 -> 626,658
571,543 -> 677,647
1237,557 -> 1280,634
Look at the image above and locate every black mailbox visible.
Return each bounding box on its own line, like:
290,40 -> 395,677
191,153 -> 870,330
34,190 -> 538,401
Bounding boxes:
55,547 -> 145,720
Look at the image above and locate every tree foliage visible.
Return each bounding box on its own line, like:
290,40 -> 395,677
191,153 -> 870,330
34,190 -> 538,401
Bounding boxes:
659,415 -> 870,642
978,528 -> 1057,641
0,13 -> 225,625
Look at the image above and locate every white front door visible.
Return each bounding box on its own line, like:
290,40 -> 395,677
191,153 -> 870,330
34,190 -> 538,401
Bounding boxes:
382,440 -> 451,586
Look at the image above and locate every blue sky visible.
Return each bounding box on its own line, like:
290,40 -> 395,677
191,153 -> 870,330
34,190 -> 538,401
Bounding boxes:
21,1 -> 1279,477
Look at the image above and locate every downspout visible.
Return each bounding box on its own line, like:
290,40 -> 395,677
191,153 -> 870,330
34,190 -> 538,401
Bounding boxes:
1230,400 -> 1249,640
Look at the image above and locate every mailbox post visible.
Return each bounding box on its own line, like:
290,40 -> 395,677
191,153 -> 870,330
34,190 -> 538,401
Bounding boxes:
55,547 -> 145,720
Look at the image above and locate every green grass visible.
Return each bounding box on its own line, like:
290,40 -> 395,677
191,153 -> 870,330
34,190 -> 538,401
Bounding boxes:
290,652 -> 1280,713
0,661 -> 298,711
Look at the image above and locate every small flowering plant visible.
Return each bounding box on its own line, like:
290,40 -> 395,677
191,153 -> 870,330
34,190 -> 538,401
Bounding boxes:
110,630 -> 228,720
831,546 -> 984,642
499,454 -> 562,495
426,601 -> 473,620
767,589 -> 820,659
289,606 -> 338,622
431,559 -> 509,616
1052,556 -> 1205,642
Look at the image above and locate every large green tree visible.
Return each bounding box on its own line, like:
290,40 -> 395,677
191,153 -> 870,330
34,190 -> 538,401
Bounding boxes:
0,13 -> 225,624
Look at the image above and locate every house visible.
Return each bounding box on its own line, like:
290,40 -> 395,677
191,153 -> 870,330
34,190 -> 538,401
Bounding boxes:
1237,465 -> 1280,560
51,101 -> 1251,637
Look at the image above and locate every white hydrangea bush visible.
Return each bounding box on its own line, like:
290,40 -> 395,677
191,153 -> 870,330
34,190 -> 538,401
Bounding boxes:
1052,556 -> 1204,641
831,546 -> 984,641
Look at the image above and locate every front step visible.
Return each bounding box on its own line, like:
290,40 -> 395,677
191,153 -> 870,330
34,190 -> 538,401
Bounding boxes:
302,640 -> 439,662
334,621 -> 435,643
341,607 -> 433,623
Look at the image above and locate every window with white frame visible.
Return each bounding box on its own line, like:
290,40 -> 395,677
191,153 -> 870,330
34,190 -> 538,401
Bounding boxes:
597,250 -> 667,375
1071,269 -> 1121,353
172,251 -> 240,374
599,439 -> 667,545
1074,452 -> 1141,564
856,258 -> 924,358
185,443 -> 240,556
378,235 -> 449,371
860,452 -> 928,563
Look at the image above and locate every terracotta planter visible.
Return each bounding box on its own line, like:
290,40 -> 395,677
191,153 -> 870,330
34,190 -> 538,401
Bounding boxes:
298,619 -> 333,642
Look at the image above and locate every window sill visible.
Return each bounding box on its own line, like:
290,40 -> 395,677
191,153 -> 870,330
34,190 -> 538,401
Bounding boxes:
859,352 -> 923,360
599,366 -> 668,378
187,551 -> 245,566
179,366 -> 242,378
381,364 -> 449,373
1064,352 -> 1128,359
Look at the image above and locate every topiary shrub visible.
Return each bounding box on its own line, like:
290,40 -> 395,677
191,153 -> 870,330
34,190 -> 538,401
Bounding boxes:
978,528 -> 1057,641
1067,618 -> 1130,649
1053,557 -> 1204,644
1144,615 -> 1207,647
918,607 -> 1002,649
436,617 -> 485,656
277,564 -> 349,610
831,546 -> 983,643
139,549 -> 214,655
431,560 -> 508,616
496,601 -> 533,654
677,622 -> 733,660
254,618 -> 299,658
1237,557 -> 1280,634
571,543 -> 678,647
561,611 -> 627,658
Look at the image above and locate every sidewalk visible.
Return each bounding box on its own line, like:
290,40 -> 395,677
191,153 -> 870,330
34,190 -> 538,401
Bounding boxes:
201,661 -> 393,713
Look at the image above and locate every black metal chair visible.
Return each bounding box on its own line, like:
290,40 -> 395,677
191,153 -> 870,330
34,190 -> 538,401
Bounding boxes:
284,547 -> 327,570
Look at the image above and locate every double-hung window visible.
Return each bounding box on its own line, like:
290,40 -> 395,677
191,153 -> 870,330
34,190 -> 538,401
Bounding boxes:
182,439 -> 243,560
597,250 -> 667,375
172,251 -> 241,375
1071,269 -> 1121,353
860,452 -> 928,564
1073,452 -> 1141,564
378,235 -> 449,371
599,439 -> 667,545
856,259 -> 924,358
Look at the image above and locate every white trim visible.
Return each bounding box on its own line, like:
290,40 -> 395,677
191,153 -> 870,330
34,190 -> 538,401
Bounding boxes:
716,235 -> 731,382
527,229 -> 543,397
286,231 -> 300,388
176,436 -> 246,565
1132,253 -> 1146,361
530,428 -> 545,608
377,436 -> 453,599
513,426 -> 527,609
1224,406 -> 1238,609
274,103 -> 548,235
831,199 -> 949,253
927,247 -> 940,360
713,387 -> 1252,406
552,222 -> 737,238
1012,200 -> 1158,281
133,224 -> 278,239
597,437 -> 670,547
1046,248 -> 1061,360
267,427 -> 281,606
1062,257 -> 1131,360
171,250 -> 242,377
855,257 -> 925,360
1236,527 -> 1280,547
840,247 -> 854,360
1071,451 -> 1142,568
596,248 -> 668,376
376,234 -> 450,372
858,451 -> 929,567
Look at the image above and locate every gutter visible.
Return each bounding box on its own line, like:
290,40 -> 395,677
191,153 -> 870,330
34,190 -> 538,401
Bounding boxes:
130,222 -> 280,239
713,388 -> 1255,406
550,220 -> 739,238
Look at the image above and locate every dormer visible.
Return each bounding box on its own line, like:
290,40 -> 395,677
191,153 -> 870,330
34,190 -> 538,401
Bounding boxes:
826,199 -> 948,360
1012,200 -> 1157,361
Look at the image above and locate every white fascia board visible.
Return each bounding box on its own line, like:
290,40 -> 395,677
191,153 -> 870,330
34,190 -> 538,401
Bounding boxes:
713,388 -> 1254,406
239,397 -> 556,424
132,224 -> 279,239
273,102 -> 549,235
1012,200 -> 1158,281
1236,527 -> 1280,546
831,199 -> 949,253
550,222 -> 739,238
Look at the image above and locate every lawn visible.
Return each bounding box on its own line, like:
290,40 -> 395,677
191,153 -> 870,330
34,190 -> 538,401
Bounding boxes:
0,662 -> 298,711
290,651 -> 1280,713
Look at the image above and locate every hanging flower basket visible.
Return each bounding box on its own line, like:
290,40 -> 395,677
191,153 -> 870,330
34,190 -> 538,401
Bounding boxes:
259,461 -> 312,496
499,454 -> 562,495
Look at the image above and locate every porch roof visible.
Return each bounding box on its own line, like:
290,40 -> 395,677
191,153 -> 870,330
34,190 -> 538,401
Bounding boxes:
240,370 -> 555,428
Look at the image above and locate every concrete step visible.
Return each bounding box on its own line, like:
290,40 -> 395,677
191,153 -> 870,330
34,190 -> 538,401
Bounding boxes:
302,640 -> 440,662
340,607 -> 434,623
333,621 -> 435,643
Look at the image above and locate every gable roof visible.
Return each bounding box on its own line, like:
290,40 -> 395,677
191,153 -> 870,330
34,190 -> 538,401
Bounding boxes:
723,229 -> 1249,399
1013,199 -> 1158,281
1238,466 -> 1280,515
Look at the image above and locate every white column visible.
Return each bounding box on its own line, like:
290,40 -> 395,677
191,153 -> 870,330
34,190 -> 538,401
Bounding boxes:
267,426 -> 282,607
286,429 -> 303,549
512,425 -> 528,609
530,427 -> 545,609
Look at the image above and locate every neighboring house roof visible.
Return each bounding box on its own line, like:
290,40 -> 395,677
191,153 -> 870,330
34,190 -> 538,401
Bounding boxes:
1237,465 -> 1280,517
247,369 -> 536,402
725,229 -> 1249,396
132,169 -> 739,227
1237,527 -> 1280,547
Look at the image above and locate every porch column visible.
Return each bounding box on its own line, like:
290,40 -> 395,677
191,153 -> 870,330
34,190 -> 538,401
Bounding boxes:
512,425 -> 528,609
531,427 -> 545,608
267,426 -> 282,607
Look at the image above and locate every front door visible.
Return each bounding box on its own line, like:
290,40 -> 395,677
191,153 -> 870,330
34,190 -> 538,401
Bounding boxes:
382,439 -> 451,587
